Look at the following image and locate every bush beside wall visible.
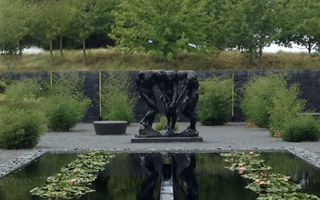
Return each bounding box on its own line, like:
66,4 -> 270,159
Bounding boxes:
0,106 -> 46,149
198,77 -> 232,125
282,115 -> 320,142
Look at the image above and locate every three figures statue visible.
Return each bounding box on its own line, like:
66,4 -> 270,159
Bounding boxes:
136,70 -> 199,137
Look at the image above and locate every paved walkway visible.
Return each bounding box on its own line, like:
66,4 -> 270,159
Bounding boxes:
1,122 -> 320,165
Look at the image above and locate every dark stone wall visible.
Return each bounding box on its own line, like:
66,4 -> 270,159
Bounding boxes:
2,70 -> 320,123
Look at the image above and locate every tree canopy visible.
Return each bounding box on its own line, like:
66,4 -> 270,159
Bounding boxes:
0,0 -> 319,68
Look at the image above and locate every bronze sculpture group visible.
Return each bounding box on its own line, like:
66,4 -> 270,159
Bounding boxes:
136,70 -> 199,137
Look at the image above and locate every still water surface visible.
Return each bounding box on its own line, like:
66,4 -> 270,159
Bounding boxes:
0,152 -> 319,200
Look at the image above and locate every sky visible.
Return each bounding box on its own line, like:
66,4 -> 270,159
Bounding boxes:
263,43 -> 316,53
21,44 -> 315,55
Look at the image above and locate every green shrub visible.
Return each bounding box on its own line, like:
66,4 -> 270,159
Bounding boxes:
44,95 -> 90,131
268,84 -> 305,136
44,73 -> 91,131
240,73 -> 289,128
101,73 -> 135,124
0,106 -> 46,149
4,78 -> 44,101
282,115 -> 320,142
198,77 -> 232,125
155,115 -> 179,131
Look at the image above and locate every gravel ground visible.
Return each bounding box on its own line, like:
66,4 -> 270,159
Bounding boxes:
1,122 -> 320,178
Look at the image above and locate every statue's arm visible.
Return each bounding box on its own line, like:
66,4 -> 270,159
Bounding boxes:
176,81 -> 188,105
157,81 -> 170,102
170,81 -> 179,106
136,73 -> 143,98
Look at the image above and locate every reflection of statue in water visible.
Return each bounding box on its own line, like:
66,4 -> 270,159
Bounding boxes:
172,153 -> 199,200
157,70 -> 179,136
136,70 -> 161,137
176,70 -> 199,137
135,153 -> 199,200
136,154 -> 162,200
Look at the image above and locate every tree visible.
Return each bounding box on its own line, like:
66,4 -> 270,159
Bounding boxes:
277,0 -> 320,54
218,0 -> 256,66
243,0 -> 279,68
0,0 -> 30,56
111,0 -> 217,69
69,0 -> 97,65
36,0 -> 71,65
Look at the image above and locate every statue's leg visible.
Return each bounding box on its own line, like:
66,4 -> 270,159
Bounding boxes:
181,98 -> 191,119
163,101 -> 171,126
140,92 -> 159,127
187,95 -> 199,130
171,108 -> 177,130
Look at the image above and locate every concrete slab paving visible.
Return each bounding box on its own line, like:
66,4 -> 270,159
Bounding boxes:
1,122 -> 320,167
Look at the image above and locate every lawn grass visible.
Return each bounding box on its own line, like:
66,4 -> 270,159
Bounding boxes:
0,48 -> 319,73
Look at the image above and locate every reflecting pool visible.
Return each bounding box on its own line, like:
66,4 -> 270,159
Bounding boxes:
0,152 -> 319,200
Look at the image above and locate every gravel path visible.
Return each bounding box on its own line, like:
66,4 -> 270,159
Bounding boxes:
1,122 -> 320,178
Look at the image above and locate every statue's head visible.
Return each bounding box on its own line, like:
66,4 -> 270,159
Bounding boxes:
177,70 -> 187,80
166,70 -> 177,80
157,70 -> 166,80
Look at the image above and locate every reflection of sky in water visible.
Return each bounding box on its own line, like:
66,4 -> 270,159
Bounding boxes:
0,152 -> 319,200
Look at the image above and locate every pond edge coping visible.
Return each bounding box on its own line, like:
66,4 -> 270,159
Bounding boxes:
0,146 -> 319,180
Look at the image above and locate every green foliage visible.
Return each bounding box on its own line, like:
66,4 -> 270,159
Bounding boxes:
3,78 -> 44,102
111,0 -> 217,68
257,193 -> 320,200
281,115 -> 320,142
0,79 -> 7,93
44,96 -> 89,131
246,177 -> 301,193
240,73 -> 290,128
198,77 -> 232,125
0,105 -> 46,149
31,151 -> 115,199
268,84 -> 306,136
155,115 -> 179,131
101,73 -> 135,123
44,73 -> 91,131
220,151 -> 319,200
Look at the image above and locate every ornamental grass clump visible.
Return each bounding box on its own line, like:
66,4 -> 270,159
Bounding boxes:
155,115 -> 179,131
101,73 -> 135,123
240,73 -> 318,141
198,77 -> 232,125
0,105 -> 46,149
0,78 -> 47,149
44,73 -> 91,131
240,73 -> 288,128
268,83 -> 306,137
281,115 -> 320,142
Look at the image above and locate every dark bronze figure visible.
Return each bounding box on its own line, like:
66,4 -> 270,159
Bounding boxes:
176,70 -> 199,136
136,70 -> 161,137
136,70 -> 200,138
157,70 -> 179,136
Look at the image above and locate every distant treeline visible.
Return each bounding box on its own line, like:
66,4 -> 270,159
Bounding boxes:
0,0 -> 319,68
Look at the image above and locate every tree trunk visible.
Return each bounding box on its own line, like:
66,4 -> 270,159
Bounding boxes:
258,46 -> 263,69
248,48 -> 253,68
83,39 -> 87,65
60,36 -> 63,57
50,39 -> 54,66
164,58 -> 168,70
308,42 -> 312,54
17,40 -> 22,57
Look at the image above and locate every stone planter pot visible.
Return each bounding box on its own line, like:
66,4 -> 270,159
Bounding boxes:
93,121 -> 128,135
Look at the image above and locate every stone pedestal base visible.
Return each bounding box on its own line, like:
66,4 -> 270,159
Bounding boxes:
131,137 -> 203,143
